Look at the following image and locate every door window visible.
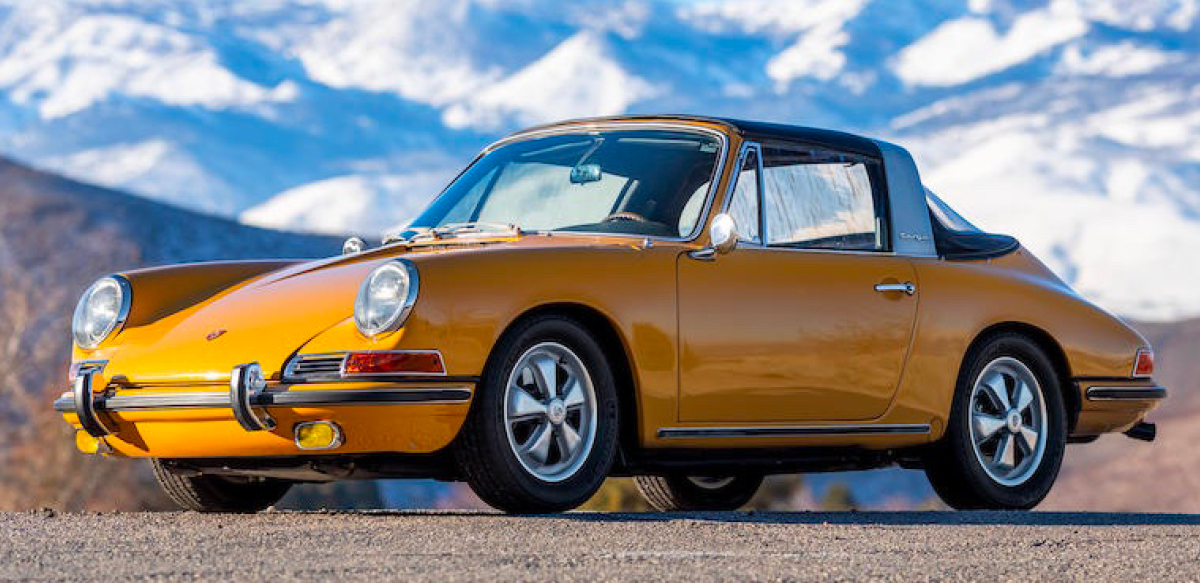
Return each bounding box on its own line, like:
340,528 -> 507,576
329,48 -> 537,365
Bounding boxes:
761,146 -> 885,251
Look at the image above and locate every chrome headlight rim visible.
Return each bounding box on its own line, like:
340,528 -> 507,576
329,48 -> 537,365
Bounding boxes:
353,259 -> 419,338
72,275 -> 132,350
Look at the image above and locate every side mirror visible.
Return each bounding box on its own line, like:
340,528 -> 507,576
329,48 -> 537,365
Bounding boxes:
343,236 -> 366,255
689,213 -> 738,261
710,213 -> 739,255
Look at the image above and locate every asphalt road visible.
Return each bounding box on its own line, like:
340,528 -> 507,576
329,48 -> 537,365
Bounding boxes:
3,510 -> 1199,581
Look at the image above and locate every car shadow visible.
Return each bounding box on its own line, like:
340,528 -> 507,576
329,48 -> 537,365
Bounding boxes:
545,510 -> 1200,526
298,509 -> 1200,526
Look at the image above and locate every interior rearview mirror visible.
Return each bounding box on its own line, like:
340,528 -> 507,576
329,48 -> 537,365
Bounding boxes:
570,163 -> 602,184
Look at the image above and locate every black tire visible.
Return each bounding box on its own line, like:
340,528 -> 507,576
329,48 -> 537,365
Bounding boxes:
634,475 -> 763,511
151,459 -> 292,513
455,316 -> 620,513
924,333 -> 1067,510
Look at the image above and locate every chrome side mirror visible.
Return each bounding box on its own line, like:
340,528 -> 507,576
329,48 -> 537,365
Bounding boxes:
689,213 -> 739,261
342,236 -> 366,255
710,213 -> 739,255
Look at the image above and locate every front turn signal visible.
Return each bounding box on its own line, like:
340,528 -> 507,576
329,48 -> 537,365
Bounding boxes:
343,351 -> 445,376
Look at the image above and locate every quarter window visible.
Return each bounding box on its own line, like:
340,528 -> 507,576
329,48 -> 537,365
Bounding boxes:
727,147 -> 761,244
762,146 -> 884,251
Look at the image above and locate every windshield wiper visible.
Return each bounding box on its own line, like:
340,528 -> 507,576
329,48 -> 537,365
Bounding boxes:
391,222 -> 523,244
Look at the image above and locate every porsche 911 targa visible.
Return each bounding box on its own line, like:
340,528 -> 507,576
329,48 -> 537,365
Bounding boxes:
57,115 -> 1165,513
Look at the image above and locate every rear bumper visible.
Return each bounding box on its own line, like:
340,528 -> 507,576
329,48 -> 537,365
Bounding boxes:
1083,385 -> 1168,401
1073,379 -> 1166,437
57,364 -> 475,458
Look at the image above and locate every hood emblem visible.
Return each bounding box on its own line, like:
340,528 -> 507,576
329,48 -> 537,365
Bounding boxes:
206,329 -> 227,342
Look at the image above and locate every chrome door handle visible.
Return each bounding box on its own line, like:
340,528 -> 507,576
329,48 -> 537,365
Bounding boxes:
875,282 -> 916,295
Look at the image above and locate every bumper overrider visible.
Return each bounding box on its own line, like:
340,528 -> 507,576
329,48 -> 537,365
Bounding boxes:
55,355 -> 477,457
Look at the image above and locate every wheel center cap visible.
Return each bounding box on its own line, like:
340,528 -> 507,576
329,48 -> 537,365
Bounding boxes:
1006,411 -> 1023,433
547,399 -> 566,425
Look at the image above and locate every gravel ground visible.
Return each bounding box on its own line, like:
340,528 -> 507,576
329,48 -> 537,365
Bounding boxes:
2,510 -> 1199,581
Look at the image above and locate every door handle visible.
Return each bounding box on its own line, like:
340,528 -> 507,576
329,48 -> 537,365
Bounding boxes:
875,282 -> 916,295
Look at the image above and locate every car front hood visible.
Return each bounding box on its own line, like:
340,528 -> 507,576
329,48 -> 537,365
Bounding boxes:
97,232 -> 651,384
103,257 -> 378,384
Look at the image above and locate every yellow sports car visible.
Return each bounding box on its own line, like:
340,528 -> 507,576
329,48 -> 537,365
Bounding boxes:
57,115 -> 1164,513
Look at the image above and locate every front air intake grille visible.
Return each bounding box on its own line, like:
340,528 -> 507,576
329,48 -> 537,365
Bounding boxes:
284,354 -> 346,381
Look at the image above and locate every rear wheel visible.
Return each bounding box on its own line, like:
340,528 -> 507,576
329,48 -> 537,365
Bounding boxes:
634,474 -> 763,511
151,459 -> 291,513
924,333 -> 1066,510
455,316 -> 619,513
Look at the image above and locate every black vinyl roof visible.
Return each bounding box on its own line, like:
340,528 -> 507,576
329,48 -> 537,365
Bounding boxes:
517,114 -> 883,158
714,117 -> 882,157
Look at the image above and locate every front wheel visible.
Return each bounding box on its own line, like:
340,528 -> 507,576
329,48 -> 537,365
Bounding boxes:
151,459 -> 291,513
455,316 -> 619,513
924,333 -> 1067,510
634,475 -> 763,511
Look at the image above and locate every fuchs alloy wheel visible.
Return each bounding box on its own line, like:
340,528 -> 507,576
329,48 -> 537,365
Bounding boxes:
151,459 -> 291,513
455,316 -> 619,513
924,333 -> 1066,510
634,474 -> 763,511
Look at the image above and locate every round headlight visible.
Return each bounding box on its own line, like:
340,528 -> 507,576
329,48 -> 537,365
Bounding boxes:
354,260 -> 419,337
72,276 -> 131,350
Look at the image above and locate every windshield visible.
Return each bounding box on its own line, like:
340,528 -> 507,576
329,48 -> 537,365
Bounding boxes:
398,129 -> 723,240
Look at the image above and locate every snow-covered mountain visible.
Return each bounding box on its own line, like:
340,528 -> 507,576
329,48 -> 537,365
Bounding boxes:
0,0 -> 1198,320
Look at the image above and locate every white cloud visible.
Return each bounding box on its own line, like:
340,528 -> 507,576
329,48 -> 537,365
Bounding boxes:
242,171 -> 454,236
1057,41 -> 1182,77
893,2 -> 1089,87
442,32 -> 658,131
0,13 -> 294,119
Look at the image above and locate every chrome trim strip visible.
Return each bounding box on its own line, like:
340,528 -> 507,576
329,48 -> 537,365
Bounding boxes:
656,424 -> 932,439
263,388 -> 472,407
54,386 -> 475,412
1085,386 -> 1167,401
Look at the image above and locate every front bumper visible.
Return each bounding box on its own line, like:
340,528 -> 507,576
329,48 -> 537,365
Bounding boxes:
56,362 -> 475,458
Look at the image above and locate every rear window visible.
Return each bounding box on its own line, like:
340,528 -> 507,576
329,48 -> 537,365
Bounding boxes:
926,189 -> 980,233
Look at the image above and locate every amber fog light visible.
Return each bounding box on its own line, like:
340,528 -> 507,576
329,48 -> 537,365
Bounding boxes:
75,431 -> 111,455
1133,348 -> 1155,378
295,421 -> 343,450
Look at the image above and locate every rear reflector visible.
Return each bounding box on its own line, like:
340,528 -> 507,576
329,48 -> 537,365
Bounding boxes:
1133,349 -> 1154,377
343,351 -> 445,376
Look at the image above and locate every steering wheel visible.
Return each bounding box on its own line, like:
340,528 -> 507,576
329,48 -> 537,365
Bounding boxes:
601,211 -> 650,224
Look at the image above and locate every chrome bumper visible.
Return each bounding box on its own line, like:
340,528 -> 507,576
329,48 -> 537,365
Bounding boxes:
1084,385 -> 1168,401
57,361 -> 473,438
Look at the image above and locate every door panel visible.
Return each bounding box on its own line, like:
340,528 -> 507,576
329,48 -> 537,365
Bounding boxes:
677,249 -> 917,422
